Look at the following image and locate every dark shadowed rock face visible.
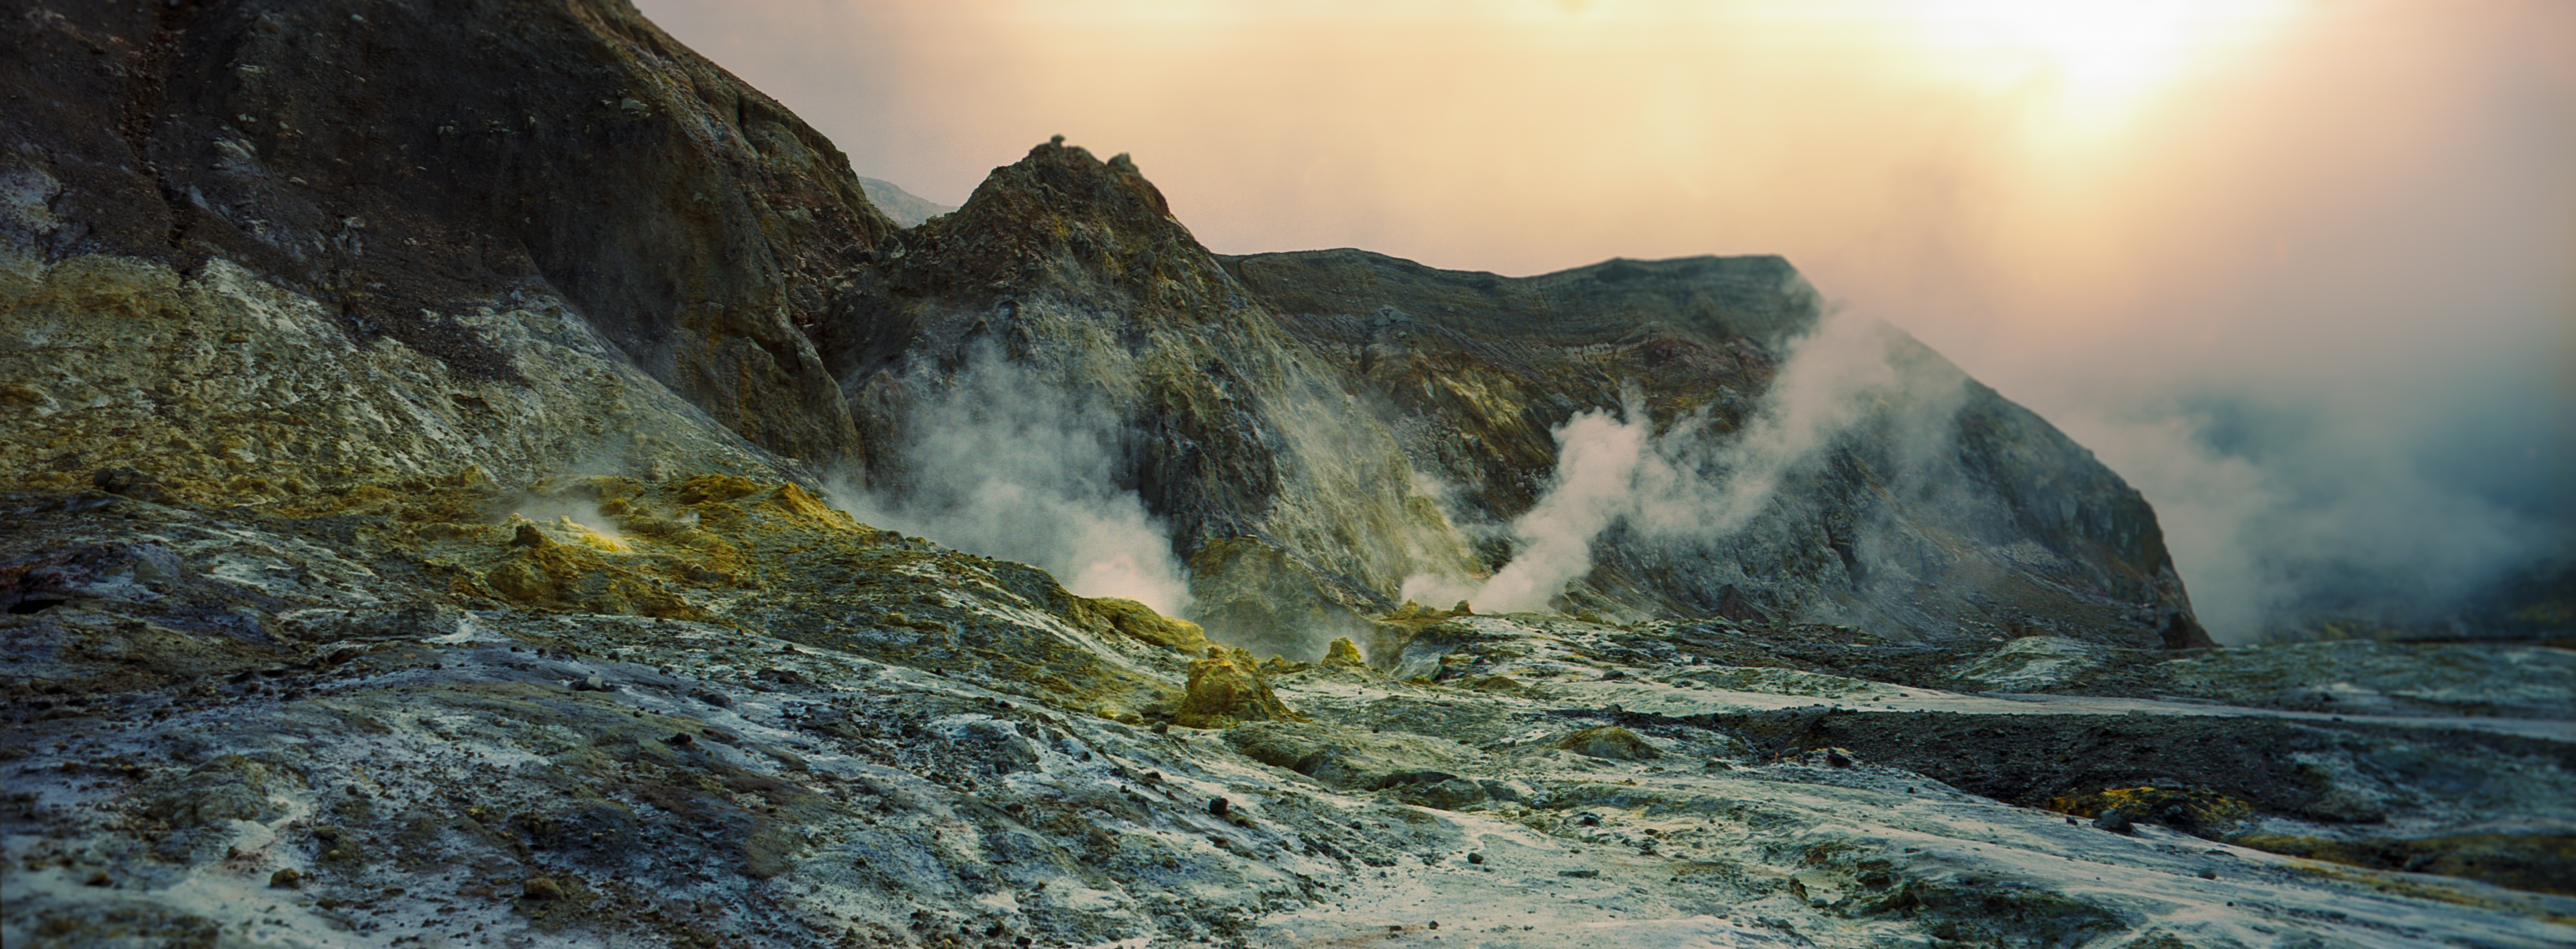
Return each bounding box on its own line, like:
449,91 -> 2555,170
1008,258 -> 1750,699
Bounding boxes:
3,0 -> 886,463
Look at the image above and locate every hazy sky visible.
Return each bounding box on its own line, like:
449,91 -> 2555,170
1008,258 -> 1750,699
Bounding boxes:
636,0 -> 2573,639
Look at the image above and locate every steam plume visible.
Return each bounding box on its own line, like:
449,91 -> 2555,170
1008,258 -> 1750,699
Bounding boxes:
1470,310 -> 1910,613
835,356 -> 1192,615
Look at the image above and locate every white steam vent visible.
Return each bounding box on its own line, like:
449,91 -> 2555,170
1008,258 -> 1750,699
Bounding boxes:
1458,309 -> 1915,614
836,355 -> 1193,615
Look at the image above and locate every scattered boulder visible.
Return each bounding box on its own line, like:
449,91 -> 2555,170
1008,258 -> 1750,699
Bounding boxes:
1173,647 -> 1298,729
141,754 -> 294,828
1084,597 -> 1211,654
1322,637 -> 1370,669
1557,726 -> 1661,761
1401,777 -> 1491,811
1226,721 -> 1478,793
2051,786 -> 2252,840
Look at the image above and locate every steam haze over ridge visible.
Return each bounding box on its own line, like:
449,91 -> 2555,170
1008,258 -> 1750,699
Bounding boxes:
639,0 -> 2575,640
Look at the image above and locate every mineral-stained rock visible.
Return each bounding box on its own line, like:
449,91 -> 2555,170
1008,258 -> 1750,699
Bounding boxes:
1556,726 -> 1662,761
1174,647 -> 1297,729
1226,721 -> 1479,792
1322,637 -> 1371,669
2049,786 -> 2255,840
140,754 -> 293,829
1082,597 -> 1212,654
1,0 -> 884,466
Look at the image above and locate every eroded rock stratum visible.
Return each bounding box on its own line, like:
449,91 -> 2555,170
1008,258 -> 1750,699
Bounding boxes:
5,2 -> 2570,947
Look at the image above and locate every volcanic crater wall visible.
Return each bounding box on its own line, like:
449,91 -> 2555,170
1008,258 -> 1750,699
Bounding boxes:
4,0 -> 2203,654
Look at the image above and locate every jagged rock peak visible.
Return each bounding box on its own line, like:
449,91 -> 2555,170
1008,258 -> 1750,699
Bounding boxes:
968,135 -> 1185,226
887,137 -> 1228,314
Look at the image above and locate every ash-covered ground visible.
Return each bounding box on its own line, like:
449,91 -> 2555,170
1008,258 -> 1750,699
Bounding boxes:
4,474 -> 2570,948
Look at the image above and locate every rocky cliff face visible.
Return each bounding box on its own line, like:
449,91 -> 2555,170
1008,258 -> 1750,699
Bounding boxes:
7,3 -> 2565,948
6,0 -> 884,467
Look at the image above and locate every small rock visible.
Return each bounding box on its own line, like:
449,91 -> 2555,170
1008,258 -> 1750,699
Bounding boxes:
269,868 -> 303,888
84,870 -> 112,887
664,732 -> 695,747
2198,868 -> 2218,879
2094,811 -> 2134,834
1557,726 -> 1660,761
1466,852 -> 1485,865
523,876 -> 564,900
1207,797 -> 1229,817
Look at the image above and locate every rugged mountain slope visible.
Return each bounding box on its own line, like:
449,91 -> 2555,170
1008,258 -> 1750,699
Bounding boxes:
1227,250 -> 2197,644
5,0 -> 2199,653
5,2 -> 2568,948
4,0 -> 886,466
828,141 -> 2200,653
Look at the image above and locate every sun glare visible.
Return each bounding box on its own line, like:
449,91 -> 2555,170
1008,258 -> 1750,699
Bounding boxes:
1895,0 -> 2299,141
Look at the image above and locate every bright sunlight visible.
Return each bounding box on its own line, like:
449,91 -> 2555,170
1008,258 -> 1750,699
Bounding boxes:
1894,0 -> 2302,142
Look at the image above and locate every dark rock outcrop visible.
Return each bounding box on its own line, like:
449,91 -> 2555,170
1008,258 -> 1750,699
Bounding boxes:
3,0 -> 886,464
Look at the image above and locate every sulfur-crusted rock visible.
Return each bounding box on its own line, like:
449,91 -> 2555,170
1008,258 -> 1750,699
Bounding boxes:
1174,647 -> 1298,729
2049,786 -> 2254,840
1322,637 -> 1370,669
1085,597 -> 1213,654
